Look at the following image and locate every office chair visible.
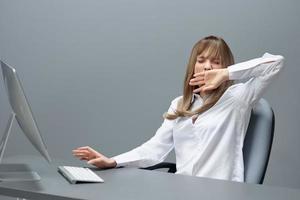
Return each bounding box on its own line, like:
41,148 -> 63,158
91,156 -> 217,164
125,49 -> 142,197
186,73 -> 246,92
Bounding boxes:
142,98 -> 275,184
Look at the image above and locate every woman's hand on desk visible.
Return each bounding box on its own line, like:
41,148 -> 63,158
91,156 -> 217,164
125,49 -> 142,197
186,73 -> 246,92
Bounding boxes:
72,146 -> 117,169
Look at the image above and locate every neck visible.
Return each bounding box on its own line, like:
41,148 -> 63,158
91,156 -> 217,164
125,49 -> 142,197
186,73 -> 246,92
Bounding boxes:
199,91 -> 212,101
199,91 -> 209,98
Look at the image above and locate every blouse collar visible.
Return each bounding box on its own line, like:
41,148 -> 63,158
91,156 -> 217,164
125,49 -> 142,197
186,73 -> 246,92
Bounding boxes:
191,93 -> 201,103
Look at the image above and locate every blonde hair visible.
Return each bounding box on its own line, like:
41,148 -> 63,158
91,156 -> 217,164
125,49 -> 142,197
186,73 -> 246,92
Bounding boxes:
164,35 -> 234,120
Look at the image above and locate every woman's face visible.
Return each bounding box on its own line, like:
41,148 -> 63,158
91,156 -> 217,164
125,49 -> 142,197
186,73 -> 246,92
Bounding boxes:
194,51 -> 222,74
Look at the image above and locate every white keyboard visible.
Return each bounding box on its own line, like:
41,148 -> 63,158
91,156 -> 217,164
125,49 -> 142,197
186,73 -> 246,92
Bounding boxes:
58,166 -> 104,184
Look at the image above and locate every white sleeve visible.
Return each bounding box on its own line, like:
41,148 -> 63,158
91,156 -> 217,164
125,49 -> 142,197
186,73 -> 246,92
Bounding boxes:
228,52 -> 284,106
111,97 -> 179,168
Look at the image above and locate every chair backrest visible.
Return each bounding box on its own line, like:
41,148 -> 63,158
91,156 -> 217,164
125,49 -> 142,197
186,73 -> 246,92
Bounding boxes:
243,98 -> 275,184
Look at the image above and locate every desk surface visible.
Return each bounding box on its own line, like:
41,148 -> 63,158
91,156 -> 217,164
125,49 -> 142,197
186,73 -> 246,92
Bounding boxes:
0,155 -> 300,200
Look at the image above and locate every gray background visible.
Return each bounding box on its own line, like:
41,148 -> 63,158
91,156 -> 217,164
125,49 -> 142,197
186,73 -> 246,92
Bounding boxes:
0,0 -> 299,198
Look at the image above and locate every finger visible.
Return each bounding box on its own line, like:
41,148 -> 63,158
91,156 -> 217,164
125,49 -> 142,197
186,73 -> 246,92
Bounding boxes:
77,146 -> 99,155
202,85 -> 215,92
87,158 -> 101,165
75,146 -> 91,151
73,153 -> 88,159
199,80 -> 205,85
199,85 -> 216,93
87,147 -> 102,156
80,157 -> 89,161
189,81 -> 202,86
76,146 -> 89,149
72,151 -> 90,157
73,153 -> 85,156
73,149 -> 91,155
72,149 -> 89,154
77,146 -> 92,150
193,72 -> 205,77
73,152 -> 87,157
193,87 -> 202,93
78,150 -> 90,154
190,77 -> 204,82
199,85 -> 207,92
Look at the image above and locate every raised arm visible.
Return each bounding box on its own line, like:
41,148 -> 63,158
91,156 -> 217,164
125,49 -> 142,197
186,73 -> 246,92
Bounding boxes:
191,53 -> 284,106
227,52 -> 284,105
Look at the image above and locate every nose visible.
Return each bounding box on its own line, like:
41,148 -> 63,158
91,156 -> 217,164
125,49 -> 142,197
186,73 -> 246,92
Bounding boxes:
204,61 -> 212,71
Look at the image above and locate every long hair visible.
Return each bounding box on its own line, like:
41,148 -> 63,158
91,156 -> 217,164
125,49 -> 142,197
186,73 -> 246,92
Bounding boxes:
164,35 -> 234,120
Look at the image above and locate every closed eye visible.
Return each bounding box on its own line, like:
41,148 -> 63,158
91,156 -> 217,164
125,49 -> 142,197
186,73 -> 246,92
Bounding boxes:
212,60 -> 220,65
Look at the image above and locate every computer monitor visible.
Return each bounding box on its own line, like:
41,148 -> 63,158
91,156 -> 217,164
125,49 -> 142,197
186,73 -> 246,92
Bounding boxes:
0,60 -> 51,181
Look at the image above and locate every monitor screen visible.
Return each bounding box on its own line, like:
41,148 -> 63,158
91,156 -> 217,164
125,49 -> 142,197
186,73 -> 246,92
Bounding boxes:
1,61 -> 51,163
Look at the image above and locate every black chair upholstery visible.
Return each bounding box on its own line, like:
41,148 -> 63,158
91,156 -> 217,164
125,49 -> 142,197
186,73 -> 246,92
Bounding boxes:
142,98 -> 275,184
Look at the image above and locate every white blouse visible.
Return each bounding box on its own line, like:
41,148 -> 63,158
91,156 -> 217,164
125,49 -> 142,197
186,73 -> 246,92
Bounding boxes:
112,53 -> 284,182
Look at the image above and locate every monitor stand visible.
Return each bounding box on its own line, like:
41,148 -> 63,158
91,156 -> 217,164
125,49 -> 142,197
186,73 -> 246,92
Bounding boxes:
0,112 -> 40,181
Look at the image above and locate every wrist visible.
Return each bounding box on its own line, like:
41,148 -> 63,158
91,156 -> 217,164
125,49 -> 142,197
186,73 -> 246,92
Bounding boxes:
222,68 -> 229,81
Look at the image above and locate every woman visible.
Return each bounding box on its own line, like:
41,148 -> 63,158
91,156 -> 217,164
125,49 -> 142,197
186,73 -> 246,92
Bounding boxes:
72,35 -> 284,182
